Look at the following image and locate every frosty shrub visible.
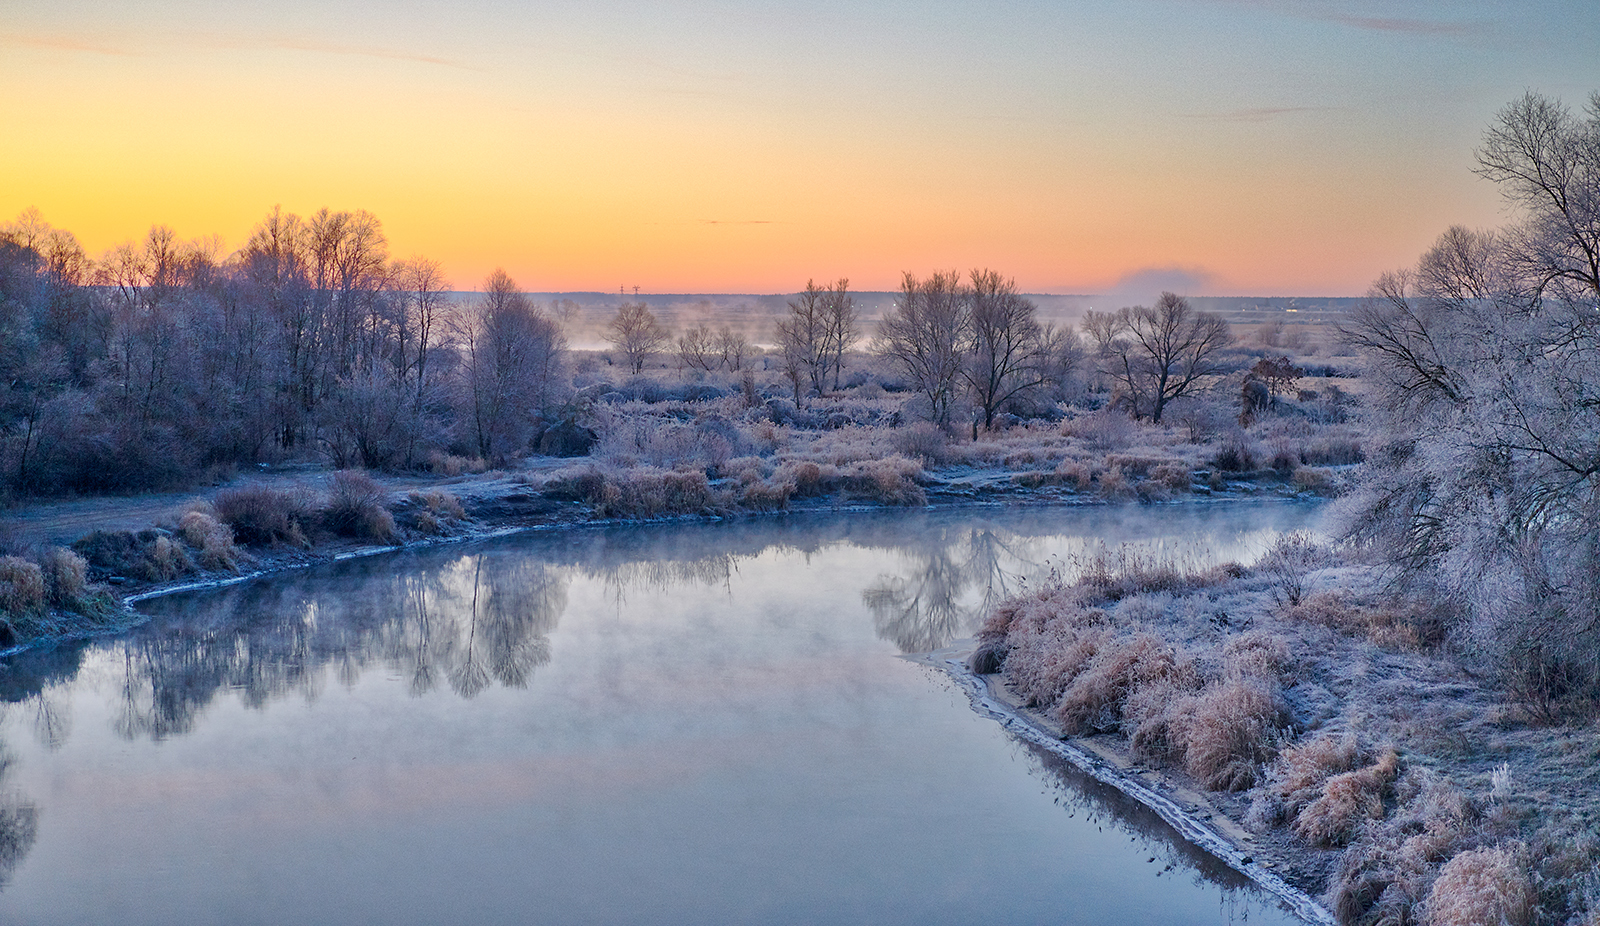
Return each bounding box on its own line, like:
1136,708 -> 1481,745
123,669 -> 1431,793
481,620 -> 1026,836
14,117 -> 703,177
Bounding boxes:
178,510 -> 239,572
1338,92 -> 1600,710
37,546 -> 90,608
1257,531 -> 1329,607
1422,846 -> 1533,926
71,529 -> 195,581
0,557 -> 46,617
215,486 -> 316,546
892,422 -> 948,463
1293,748 -> 1400,848
1175,676 -> 1287,791
323,470 -> 395,541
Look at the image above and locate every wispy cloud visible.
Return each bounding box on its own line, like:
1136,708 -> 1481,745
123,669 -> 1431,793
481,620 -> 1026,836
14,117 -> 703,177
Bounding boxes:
1181,105 -> 1334,122
1323,14 -> 1478,35
3,31 -> 473,69
2,34 -> 137,56
231,37 -> 475,70
700,220 -> 775,225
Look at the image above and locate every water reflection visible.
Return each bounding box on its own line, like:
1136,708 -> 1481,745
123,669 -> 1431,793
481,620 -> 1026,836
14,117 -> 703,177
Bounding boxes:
0,503 -> 1319,923
864,525 -> 1048,652
6,504 -> 1307,749
0,726 -> 37,889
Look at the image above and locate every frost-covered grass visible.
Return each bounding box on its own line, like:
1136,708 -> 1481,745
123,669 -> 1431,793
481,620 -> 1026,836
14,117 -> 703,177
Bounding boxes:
971,536 -> 1600,926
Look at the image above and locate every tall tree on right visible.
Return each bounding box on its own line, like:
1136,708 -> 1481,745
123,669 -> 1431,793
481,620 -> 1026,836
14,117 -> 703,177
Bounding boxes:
1340,91 -> 1600,709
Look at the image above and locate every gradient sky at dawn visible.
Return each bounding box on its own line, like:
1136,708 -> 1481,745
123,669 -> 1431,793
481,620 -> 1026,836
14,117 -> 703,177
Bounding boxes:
4,0 -> 1598,296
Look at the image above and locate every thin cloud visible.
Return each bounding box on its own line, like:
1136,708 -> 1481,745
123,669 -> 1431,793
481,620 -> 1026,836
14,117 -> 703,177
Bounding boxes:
1323,14 -> 1478,35
1182,105 -> 1333,122
3,34 -> 138,56
700,220 -> 776,225
248,37 -> 475,70
2,32 -> 474,69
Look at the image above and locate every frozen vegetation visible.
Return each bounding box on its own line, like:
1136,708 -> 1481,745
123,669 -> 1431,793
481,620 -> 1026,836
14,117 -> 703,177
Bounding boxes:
970,90 -> 1600,926
0,89 -> 1593,924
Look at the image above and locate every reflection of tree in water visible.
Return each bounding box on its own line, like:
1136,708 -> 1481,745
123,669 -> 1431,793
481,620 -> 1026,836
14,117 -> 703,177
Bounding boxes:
0,722 -> 42,891
110,551 -> 569,738
864,525 -> 1048,653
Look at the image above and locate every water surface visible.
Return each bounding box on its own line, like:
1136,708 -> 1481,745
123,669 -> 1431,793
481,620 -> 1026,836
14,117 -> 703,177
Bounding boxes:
0,502 -> 1321,925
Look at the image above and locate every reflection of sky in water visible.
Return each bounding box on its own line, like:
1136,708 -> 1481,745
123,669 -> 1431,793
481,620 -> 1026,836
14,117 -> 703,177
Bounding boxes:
0,502 -> 1319,925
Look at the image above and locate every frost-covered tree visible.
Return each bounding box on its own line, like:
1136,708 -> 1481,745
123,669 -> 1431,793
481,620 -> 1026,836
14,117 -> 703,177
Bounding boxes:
1098,292 -> 1233,423
605,301 -> 669,375
876,271 -> 970,428
1339,91 -> 1600,706
964,269 -> 1070,430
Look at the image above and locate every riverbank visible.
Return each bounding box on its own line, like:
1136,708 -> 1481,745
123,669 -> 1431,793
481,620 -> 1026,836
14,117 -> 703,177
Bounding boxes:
919,640 -> 1337,925
0,459 -> 1327,654
955,547 -> 1600,926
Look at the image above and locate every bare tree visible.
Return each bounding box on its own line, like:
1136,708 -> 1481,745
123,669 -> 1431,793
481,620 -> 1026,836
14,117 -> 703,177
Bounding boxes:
715,325 -> 748,372
964,269 -> 1068,430
606,301 -> 668,374
1474,90 -> 1600,303
676,323 -> 718,371
1099,292 -> 1233,423
822,278 -> 858,391
776,280 -> 830,401
876,271 -> 970,428
456,269 -> 566,463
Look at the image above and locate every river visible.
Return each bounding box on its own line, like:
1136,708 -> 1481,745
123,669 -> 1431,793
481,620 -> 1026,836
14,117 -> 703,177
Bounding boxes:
0,502 -> 1321,925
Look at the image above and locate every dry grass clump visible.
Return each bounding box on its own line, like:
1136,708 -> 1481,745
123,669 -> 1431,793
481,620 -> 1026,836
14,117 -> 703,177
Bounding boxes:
780,460 -> 827,497
37,546 -> 92,607
594,467 -> 717,519
403,490 -> 467,535
1266,733 -> 1364,823
1293,466 -> 1336,495
892,422 -> 948,463
1326,771 -> 1485,926
1150,461 -> 1194,493
215,486 -> 316,546
423,450 -> 489,476
1284,592 -> 1446,651
323,470 -> 396,541
71,529 -> 195,581
1129,635 -> 1290,791
1055,632 -> 1187,734
178,510 -> 239,572
1074,546 -> 1237,603
1294,748 -> 1400,848
0,556 -> 46,617
835,455 -> 926,506
1421,845 -> 1533,926
1173,676 -> 1288,791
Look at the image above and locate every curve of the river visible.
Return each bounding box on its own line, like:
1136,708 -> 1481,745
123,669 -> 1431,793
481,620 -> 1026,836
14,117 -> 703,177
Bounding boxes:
0,502 -> 1322,925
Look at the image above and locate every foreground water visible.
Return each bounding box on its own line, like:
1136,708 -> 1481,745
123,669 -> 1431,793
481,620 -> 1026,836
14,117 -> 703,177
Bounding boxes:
0,502 -> 1322,925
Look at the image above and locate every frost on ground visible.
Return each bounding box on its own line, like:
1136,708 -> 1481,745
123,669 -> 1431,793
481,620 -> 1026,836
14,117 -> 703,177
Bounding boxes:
968,538 -> 1600,926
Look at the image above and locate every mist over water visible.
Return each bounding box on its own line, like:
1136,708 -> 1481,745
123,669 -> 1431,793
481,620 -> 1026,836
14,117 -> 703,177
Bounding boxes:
0,503 -> 1320,925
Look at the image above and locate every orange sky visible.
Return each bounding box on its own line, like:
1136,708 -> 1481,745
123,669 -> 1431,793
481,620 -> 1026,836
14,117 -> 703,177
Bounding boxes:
4,1 -> 1597,295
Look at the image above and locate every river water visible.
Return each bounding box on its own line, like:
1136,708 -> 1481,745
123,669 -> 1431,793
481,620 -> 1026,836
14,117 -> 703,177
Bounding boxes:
0,502 -> 1321,925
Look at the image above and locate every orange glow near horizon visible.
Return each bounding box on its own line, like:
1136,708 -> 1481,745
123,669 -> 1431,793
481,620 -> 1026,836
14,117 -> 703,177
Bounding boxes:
3,2 -> 1585,298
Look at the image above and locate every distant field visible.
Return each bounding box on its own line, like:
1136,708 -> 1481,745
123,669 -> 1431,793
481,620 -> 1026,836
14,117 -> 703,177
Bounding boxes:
448,291 -> 1364,350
